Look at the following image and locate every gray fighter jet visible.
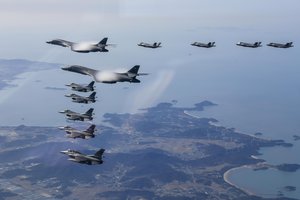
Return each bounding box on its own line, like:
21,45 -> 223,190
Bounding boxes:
62,65 -> 148,84
138,42 -> 161,48
59,108 -> 94,121
267,42 -> 293,48
65,92 -> 97,104
61,124 -> 96,139
46,37 -> 110,53
66,81 -> 95,92
236,42 -> 262,48
191,42 -> 216,48
60,148 -> 105,165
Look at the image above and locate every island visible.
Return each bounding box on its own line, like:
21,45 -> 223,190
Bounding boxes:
293,135 -> 300,141
0,58 -> 60,90
284,186 -> 297,192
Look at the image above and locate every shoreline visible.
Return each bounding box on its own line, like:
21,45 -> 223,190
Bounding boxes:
223,165 -> 258,196
185,110 -> 287,198
184,110 -> 272,141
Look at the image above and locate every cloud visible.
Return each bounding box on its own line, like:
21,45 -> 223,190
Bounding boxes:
126,69 -> 175,112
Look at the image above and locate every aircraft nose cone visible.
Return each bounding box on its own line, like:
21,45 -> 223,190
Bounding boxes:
59,110 -> 66,114
58,126 -> 70,130
60,150 -> 68,154
61,65 -> 72,71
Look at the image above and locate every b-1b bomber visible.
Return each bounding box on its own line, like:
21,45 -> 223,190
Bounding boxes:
65,92 -> 97,104
59,108 -> 94,121
60,149 -> 105,165
46,37 -> 110,53
62,65 -> 148,84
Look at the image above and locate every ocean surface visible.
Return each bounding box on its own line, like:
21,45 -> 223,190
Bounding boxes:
0,49 -> 300,199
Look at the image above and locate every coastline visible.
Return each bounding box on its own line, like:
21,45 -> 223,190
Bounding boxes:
185,109 -> 263,197
223,165 -> 258,196
185,110 -> 282,198
185,110 -> 271,141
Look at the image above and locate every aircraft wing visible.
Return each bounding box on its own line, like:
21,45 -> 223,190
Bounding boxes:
47,39 -> 74,47
62,65 -> 98,77
69,132 -> 85,139
66,114 -> 83,121
72,96 -> 85,101
74,155 -> 99,162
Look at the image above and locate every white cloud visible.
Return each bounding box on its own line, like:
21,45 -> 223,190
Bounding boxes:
126,69 -> 175,112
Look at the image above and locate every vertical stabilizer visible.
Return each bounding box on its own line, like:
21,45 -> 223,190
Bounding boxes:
95,149 -> 105,158
86,124 -> 96,134
85,108 -> 94,116
89,92 -> 96,99
127,65 -> 140,74
98,37 -> 108,45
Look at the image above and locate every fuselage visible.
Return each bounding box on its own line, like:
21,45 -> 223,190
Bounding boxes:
46,39 -> 108,53
236,42 -> 262,48
60,149 -> 104,165
66,82 -> 94,92
267,42 -> 293,48
191,42 -> 215,48
59,109 -> 93,121
65,94 -> 96,104
71,43 -> 107,53
62,65 -> 142,84
138,42 -> 161,48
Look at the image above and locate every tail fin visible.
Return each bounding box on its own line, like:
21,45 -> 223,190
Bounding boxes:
86,124 -> 96,134
286,42 -> 293,47
254,42 -> 261,46
98,37 -> 108,45
95,149 -> 105,158
85,108 -> 94,116
127,65 -> 140,75
89,92 -> 96,99
88,81 -> 95,88
157,42 -> 161,47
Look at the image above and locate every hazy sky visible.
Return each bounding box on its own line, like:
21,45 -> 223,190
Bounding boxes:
0,0 -> 299,64
0,0 -> 300,134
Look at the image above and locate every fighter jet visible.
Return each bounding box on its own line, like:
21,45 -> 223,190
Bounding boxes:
65,92 -> 97,104
267,42 -> 294,48
46,37 -> 110,53
66,81 -> 95,92
236,42 -> 262,48
138,42 -> 162,48
59,108 -> 94,121
60,148 -> 105,165
62,65 -> 148,84
191,42 -> 216,48
62,124 -> 96,139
